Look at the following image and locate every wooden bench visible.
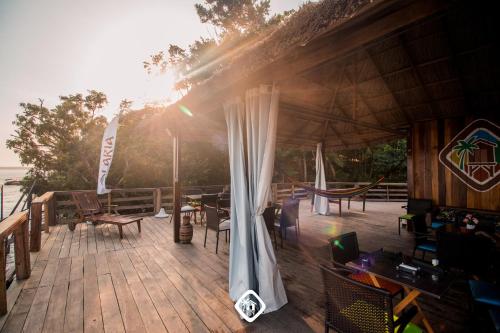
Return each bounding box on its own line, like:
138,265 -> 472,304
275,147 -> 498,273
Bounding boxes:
0,211 -> 31,315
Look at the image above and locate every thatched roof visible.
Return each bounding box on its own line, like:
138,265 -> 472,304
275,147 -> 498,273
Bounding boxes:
166,0 -> 500,151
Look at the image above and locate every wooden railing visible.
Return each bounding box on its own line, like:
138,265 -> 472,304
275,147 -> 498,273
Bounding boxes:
273,182 -> 408,202
0,211 -> 30,314
30,192 -> 56,251
48,182 -> 406,225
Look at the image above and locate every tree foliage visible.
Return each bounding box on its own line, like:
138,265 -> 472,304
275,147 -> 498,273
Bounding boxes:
7,94 -> 230,193
143,0 -> 293,93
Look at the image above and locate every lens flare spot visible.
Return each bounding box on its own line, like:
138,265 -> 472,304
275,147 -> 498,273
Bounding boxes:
322,225 -> 337,236
333,239 -> 344,250
178,104 -> 193,117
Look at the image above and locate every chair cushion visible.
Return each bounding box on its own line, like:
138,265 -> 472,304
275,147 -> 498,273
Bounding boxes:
417,243 -> 437,252
431,221 -> 444,229
393,315 -> 423,333
469,280 -> 500,307
348,272 -> 403,296
340,300 -> 422,333
400,214 -> 415,220
219,220 -> 231,231
181,205 -> 195,212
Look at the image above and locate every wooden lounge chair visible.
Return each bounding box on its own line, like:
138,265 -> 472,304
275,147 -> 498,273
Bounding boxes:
70,191 -> 142,239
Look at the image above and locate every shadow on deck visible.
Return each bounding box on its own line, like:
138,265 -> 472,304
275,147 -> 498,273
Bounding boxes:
0,201 -> 470,332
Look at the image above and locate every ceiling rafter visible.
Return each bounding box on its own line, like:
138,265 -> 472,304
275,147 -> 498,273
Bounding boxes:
361,46 -> 412,124
280,101 -> 406,136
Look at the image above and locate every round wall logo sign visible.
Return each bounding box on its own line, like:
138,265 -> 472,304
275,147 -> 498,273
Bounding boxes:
438,119 -> 499,192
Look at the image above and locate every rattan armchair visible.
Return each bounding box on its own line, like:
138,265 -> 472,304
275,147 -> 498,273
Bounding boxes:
320,264 -> 420,333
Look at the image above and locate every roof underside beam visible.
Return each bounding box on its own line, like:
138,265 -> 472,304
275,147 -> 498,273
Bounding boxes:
280,101 -> 407,136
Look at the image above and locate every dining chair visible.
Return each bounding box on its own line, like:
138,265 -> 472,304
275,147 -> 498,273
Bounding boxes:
398,198 -> 432,234
204,205 -> 230,254
277,198 -> 300,244
320,264 -> 421,333
412,215 -> 437,261
197,194 -> 218,224
329,232 -> 403,298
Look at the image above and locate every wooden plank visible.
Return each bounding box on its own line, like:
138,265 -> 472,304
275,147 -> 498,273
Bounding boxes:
115,251 -> 167,333
134,247 -> 209,333
105,252 -> 146,332
42,282 -> 69,333
0,288 -> 36,333
64,256 -> 84,333
83,254 -> 104,332
22,285 -> 52,333
64,278 -> 84,333
125,249 -> 189,333
97,275 -> 125,333
140,246 -> 231,332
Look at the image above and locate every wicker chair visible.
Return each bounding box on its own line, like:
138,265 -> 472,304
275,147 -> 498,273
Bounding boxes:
204,205 -> 230,254
320,264 -> 420,333
329,232 -> 403,298
198,194 -> 218,224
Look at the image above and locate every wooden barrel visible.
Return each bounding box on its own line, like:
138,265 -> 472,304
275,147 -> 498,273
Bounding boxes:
180,215 -> 193,244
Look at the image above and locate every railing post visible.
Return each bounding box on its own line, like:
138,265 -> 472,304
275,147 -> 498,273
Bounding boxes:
0,237 -> 6,314
386,185 -> 390,201
153,188 -> 162,214
48,194 -> 56,226
107,192 -> 112,214
30,202 -> 42,251
14,215 -> 30,279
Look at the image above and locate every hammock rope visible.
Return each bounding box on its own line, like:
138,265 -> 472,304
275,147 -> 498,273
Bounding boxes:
276,164 -> 384,199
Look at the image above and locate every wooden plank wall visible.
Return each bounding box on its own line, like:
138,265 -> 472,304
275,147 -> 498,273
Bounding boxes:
408,117 -> 499,211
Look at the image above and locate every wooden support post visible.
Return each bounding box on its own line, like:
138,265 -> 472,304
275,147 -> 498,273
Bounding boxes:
43,201 -> 50,233
14,218 -> 30,279
0,238 -> 6,315
48,195 -> 57,226
153,188 -> 162,214
173,134 -> 181,243
107,192 -> 112,214
0,212 -> 30,315
30,202 -> 42,251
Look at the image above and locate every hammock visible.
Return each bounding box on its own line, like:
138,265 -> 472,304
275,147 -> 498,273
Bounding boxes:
293,177 -> 384,199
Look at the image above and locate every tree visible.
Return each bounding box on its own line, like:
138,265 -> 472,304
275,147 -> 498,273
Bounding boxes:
7,92 -> 108,193
84,90 -> 108,118
195,0 -> 271,36
144,0 -> 293,93
7,95 -> 230,193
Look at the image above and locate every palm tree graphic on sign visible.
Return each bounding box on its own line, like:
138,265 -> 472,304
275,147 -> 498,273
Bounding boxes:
452,136 -> 479,171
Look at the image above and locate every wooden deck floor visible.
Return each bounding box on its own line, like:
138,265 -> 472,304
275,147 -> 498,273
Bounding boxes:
0,201 -> 471,332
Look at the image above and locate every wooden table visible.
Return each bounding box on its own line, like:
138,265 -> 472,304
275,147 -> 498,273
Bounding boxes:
347,251 -> 455,333
94,214 -> 142,239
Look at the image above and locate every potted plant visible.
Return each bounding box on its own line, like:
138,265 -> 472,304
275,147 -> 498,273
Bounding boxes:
463,213 -> 479,230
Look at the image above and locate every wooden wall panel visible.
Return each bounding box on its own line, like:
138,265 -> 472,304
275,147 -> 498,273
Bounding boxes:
409,117 -> 499,211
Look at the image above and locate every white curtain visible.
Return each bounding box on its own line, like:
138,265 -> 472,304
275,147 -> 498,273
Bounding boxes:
224,85 -> 287,314
224,98 -> 255,300
245,85 -> 287,312
314,142 -> 330,215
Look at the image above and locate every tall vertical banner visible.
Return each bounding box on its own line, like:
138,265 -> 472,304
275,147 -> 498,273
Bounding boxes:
97,116 -> 119,194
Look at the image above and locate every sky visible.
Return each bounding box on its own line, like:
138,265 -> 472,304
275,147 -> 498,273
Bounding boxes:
0,0 -> 308,167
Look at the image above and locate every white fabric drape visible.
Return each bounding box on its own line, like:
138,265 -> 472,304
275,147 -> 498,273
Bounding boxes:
97,116 -> 119,194
224,85 -> 287,314
314,142 -> 330,215
224,98 -> 255,300
245,85 -> 287,312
